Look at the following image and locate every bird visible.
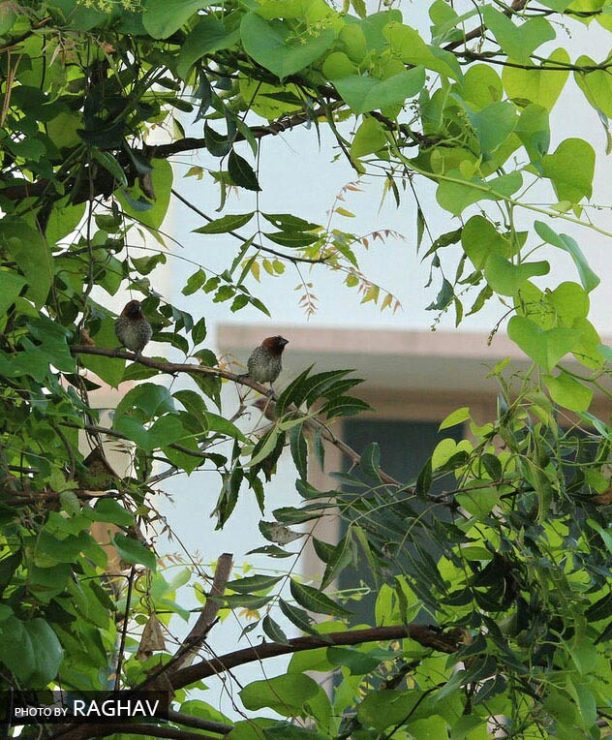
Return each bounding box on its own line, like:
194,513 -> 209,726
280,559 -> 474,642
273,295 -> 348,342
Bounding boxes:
243,336 -> 289,394
115,300 -> 152,356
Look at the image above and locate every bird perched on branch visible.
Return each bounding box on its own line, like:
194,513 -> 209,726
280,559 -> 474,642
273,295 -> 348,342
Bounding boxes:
243,336 -> 289,394
115,300 -> 152,356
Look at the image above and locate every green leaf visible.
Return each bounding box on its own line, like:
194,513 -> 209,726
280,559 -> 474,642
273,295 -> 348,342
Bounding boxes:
543,373 -> 593,412
113,534 -> 157,570
534,221 -> 600,292
290,579 -> 351,617
262,615 -> 289,644
289,424 -> 308,480
45,199 -> 86,244
0,270 -> 26,316
482,8 -> 556,62
89,499 -> 134,527
384,22 -> 462,80
321,396 -> 370,418
461,64 -> 502,109
241,12 -> 336,79
541,138 -> 595,204
334,67 -> 426,114
457,485 -> 501,519
117,158 -> 173,232
228,151 -> 261,191
439,407 -> 470,430
92,149 -> 128,188
117,414 -> 185,453
426,277 -> 453,310
0,616 -> 63,685
182,268 -> 207,295
143,0 -> 215,39
177,16 -> 240,79
484,254 -> 549,297
358,689 -> 422,732
0,221 -> 53,307
515,103 -> 550,163
321,533 -> 354,590
83,314 -> 126,388
503,48 -> 570,111
240,673 -> 319,716
115,382 -> 175,420
227,574 -> 283,593
278,599 -> 316,634
204,411 -> 247,441
465,101 -> 517,156
574,56 -> 612,118
0,3 -> 17,34
327,646 -> 392,675
507,316 -> 580,372
436,171 -> 522,216
194,212 -> 254,234
264,231 -> 319,248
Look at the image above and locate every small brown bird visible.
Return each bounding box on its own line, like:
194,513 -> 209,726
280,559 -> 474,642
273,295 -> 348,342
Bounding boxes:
244,336 -> 289,394
115,300 -> 152,356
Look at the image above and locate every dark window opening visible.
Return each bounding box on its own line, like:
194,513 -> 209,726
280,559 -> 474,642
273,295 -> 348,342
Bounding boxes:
337,418 -> 464,626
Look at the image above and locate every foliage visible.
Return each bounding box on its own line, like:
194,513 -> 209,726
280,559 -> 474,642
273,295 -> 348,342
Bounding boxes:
0,0 -> 610,738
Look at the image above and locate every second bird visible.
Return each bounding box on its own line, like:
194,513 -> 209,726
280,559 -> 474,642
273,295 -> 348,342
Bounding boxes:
115,300 -> 152,356
245,335 -> 289,394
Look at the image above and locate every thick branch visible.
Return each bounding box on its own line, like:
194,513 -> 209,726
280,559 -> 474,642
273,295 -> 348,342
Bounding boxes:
164,709 -> 232,736
169,624 -> 461,691
47,625 -> 459,740
147,553 -> 234,690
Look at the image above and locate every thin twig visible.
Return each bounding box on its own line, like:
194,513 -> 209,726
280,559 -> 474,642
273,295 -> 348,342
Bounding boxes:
171,188 -> 328,265
114,566 -> 136,691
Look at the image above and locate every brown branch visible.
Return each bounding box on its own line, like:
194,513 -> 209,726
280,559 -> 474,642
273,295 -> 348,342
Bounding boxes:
181,552 -> 233,661
69,345 -> 402,486
149,104 -> 336,160
146,553 -> 234,690
164,709 -> 233,736
49,625 -> 459,740
169,624 -> 461,691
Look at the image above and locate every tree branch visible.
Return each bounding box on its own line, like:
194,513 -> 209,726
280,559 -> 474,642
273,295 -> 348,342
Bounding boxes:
0,107 -> 339,206
149,104 -> 337,160
146,553 -> 234,690
456,51 -> 612,72
163,709 -> 232,735
169,624 -> 461,691
69,345 -> 403,486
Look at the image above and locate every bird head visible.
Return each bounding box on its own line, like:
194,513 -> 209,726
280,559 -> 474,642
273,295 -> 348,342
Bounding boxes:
262,336 -> 289,355
121,300 -> 144,319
